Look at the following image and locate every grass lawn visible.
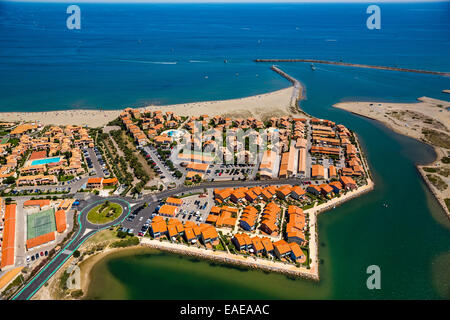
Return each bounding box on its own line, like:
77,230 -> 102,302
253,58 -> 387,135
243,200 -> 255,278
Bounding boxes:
87,202 -> 123,224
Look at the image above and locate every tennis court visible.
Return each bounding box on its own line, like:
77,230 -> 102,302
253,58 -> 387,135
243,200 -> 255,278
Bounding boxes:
27,208 -> 56,240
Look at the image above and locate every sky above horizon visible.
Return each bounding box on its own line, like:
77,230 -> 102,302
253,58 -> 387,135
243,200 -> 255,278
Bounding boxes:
4,0 -> 449,3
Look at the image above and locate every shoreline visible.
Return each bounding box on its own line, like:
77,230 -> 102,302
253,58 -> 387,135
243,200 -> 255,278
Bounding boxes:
333,99 -> 450,219
0,87 -> 295,128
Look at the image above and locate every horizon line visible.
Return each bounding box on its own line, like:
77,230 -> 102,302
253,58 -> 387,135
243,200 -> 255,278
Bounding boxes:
3,0 -> 450,3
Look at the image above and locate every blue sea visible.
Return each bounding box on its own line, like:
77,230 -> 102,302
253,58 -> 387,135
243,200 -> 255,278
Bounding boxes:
0,1 -> 449,111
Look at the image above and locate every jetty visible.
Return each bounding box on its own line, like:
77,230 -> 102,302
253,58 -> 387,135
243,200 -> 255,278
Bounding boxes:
270,65 -> 304,114
255,59 -> 450,77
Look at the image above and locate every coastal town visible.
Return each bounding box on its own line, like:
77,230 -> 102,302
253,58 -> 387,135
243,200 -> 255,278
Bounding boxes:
0,102 -> 373,300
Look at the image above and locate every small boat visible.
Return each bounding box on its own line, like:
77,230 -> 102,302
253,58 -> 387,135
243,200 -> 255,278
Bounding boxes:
310,63 -> 316,71
224,59 -> 228,63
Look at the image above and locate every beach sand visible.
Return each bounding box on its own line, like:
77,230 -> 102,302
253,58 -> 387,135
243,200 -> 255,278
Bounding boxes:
334,97 -> 450,218
0,87 -> 295,128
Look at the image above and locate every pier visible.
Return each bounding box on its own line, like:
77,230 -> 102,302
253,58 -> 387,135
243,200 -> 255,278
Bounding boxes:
256,59 -> 450,77
270,65 -> 305,114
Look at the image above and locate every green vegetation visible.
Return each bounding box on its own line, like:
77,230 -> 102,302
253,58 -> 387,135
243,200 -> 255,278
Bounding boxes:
445,198 -> 450,211
87,201 -> 123,224
441,157 -> 450,164
110,236 -> 140,248
1,274 -> 24,297
422,128 -> 450,149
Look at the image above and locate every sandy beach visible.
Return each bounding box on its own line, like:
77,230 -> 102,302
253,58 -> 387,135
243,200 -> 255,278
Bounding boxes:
0,87 -> 295,128
334,97 -> 450,218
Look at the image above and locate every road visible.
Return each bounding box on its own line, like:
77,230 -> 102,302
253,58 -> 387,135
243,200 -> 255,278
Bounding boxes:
11,197 -> 131,301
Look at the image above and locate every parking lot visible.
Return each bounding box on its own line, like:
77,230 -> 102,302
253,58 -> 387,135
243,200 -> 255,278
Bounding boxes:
85,147 -> 109,178
143,146 -> 178,185
121,203 -> 157,237
173,192 -> 214,224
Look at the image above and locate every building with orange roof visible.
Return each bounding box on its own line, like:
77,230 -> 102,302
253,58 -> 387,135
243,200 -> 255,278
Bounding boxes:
340,176 -> 357,190
261,237 -> 274,255
1,204 -> 16,269
150,217 -> 167,238
86,177 -> 103,189
232,233 -> 252,251
276,185 -> 292,199
290,186 -> 306,200
319,184 -> 334,197
102,177 -> 118,187
166,197 -> 183,207
158,204 -> 178,217
306,185 -> 321,196
289,242 -> 306,263
206,214 -> 218,224
328,165 -> 338,179
214,188 -> 232,202
200,225 -> 219,245
23,199 -> 51,209
251,237 -> 264,254
329,181 -> 343,194
260,220 -> 278,235
215,211 -> 237,228
183,228 -> 196,243
239,206 -> 258,231
26,232 -> 56,250
230,187 -> 247,203
53,210 -> 66,234
311,164 -> 325,179
278,152 -> 289,178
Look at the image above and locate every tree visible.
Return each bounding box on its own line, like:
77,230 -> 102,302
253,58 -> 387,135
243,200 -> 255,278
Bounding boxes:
73,250 -> 80,258
4,176 -> 15,185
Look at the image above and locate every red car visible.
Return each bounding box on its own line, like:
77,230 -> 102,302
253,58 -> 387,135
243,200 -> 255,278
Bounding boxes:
40,251 -> 44,256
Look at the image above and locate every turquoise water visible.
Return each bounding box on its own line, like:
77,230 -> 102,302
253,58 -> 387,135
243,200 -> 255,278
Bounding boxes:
31,157 -> 62,166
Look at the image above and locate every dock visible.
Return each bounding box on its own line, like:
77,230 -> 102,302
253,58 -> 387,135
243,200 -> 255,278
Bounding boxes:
255,59 -> 450,77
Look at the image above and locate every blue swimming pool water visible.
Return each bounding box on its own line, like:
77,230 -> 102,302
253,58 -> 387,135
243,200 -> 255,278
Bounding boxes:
31,157 -> 61,166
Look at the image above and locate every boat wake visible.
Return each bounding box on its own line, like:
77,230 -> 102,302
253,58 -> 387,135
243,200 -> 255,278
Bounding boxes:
116,59 -> 178,65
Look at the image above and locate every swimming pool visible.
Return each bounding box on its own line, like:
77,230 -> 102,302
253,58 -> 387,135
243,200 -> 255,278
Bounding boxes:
31,157 -> 62,166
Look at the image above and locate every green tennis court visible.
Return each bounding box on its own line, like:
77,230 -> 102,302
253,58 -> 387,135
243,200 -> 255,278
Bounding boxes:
27,209 -> 56,239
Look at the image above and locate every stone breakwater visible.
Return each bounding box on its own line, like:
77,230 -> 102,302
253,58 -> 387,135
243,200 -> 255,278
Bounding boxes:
256,59 -> 450,77
270,65 -> 305,114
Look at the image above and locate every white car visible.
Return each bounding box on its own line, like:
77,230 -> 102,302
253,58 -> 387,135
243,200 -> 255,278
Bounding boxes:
26,256 -> 31,263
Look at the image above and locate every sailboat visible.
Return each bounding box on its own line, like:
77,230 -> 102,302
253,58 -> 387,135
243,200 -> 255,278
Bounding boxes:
310,63 -> 316,71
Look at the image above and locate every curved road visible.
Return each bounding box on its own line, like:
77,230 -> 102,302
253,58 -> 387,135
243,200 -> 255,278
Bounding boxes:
11,177 -> 304,300
12,198 -> 131,300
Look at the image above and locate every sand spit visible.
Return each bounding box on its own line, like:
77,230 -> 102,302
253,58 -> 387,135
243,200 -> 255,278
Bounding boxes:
334,97 -> 450,218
